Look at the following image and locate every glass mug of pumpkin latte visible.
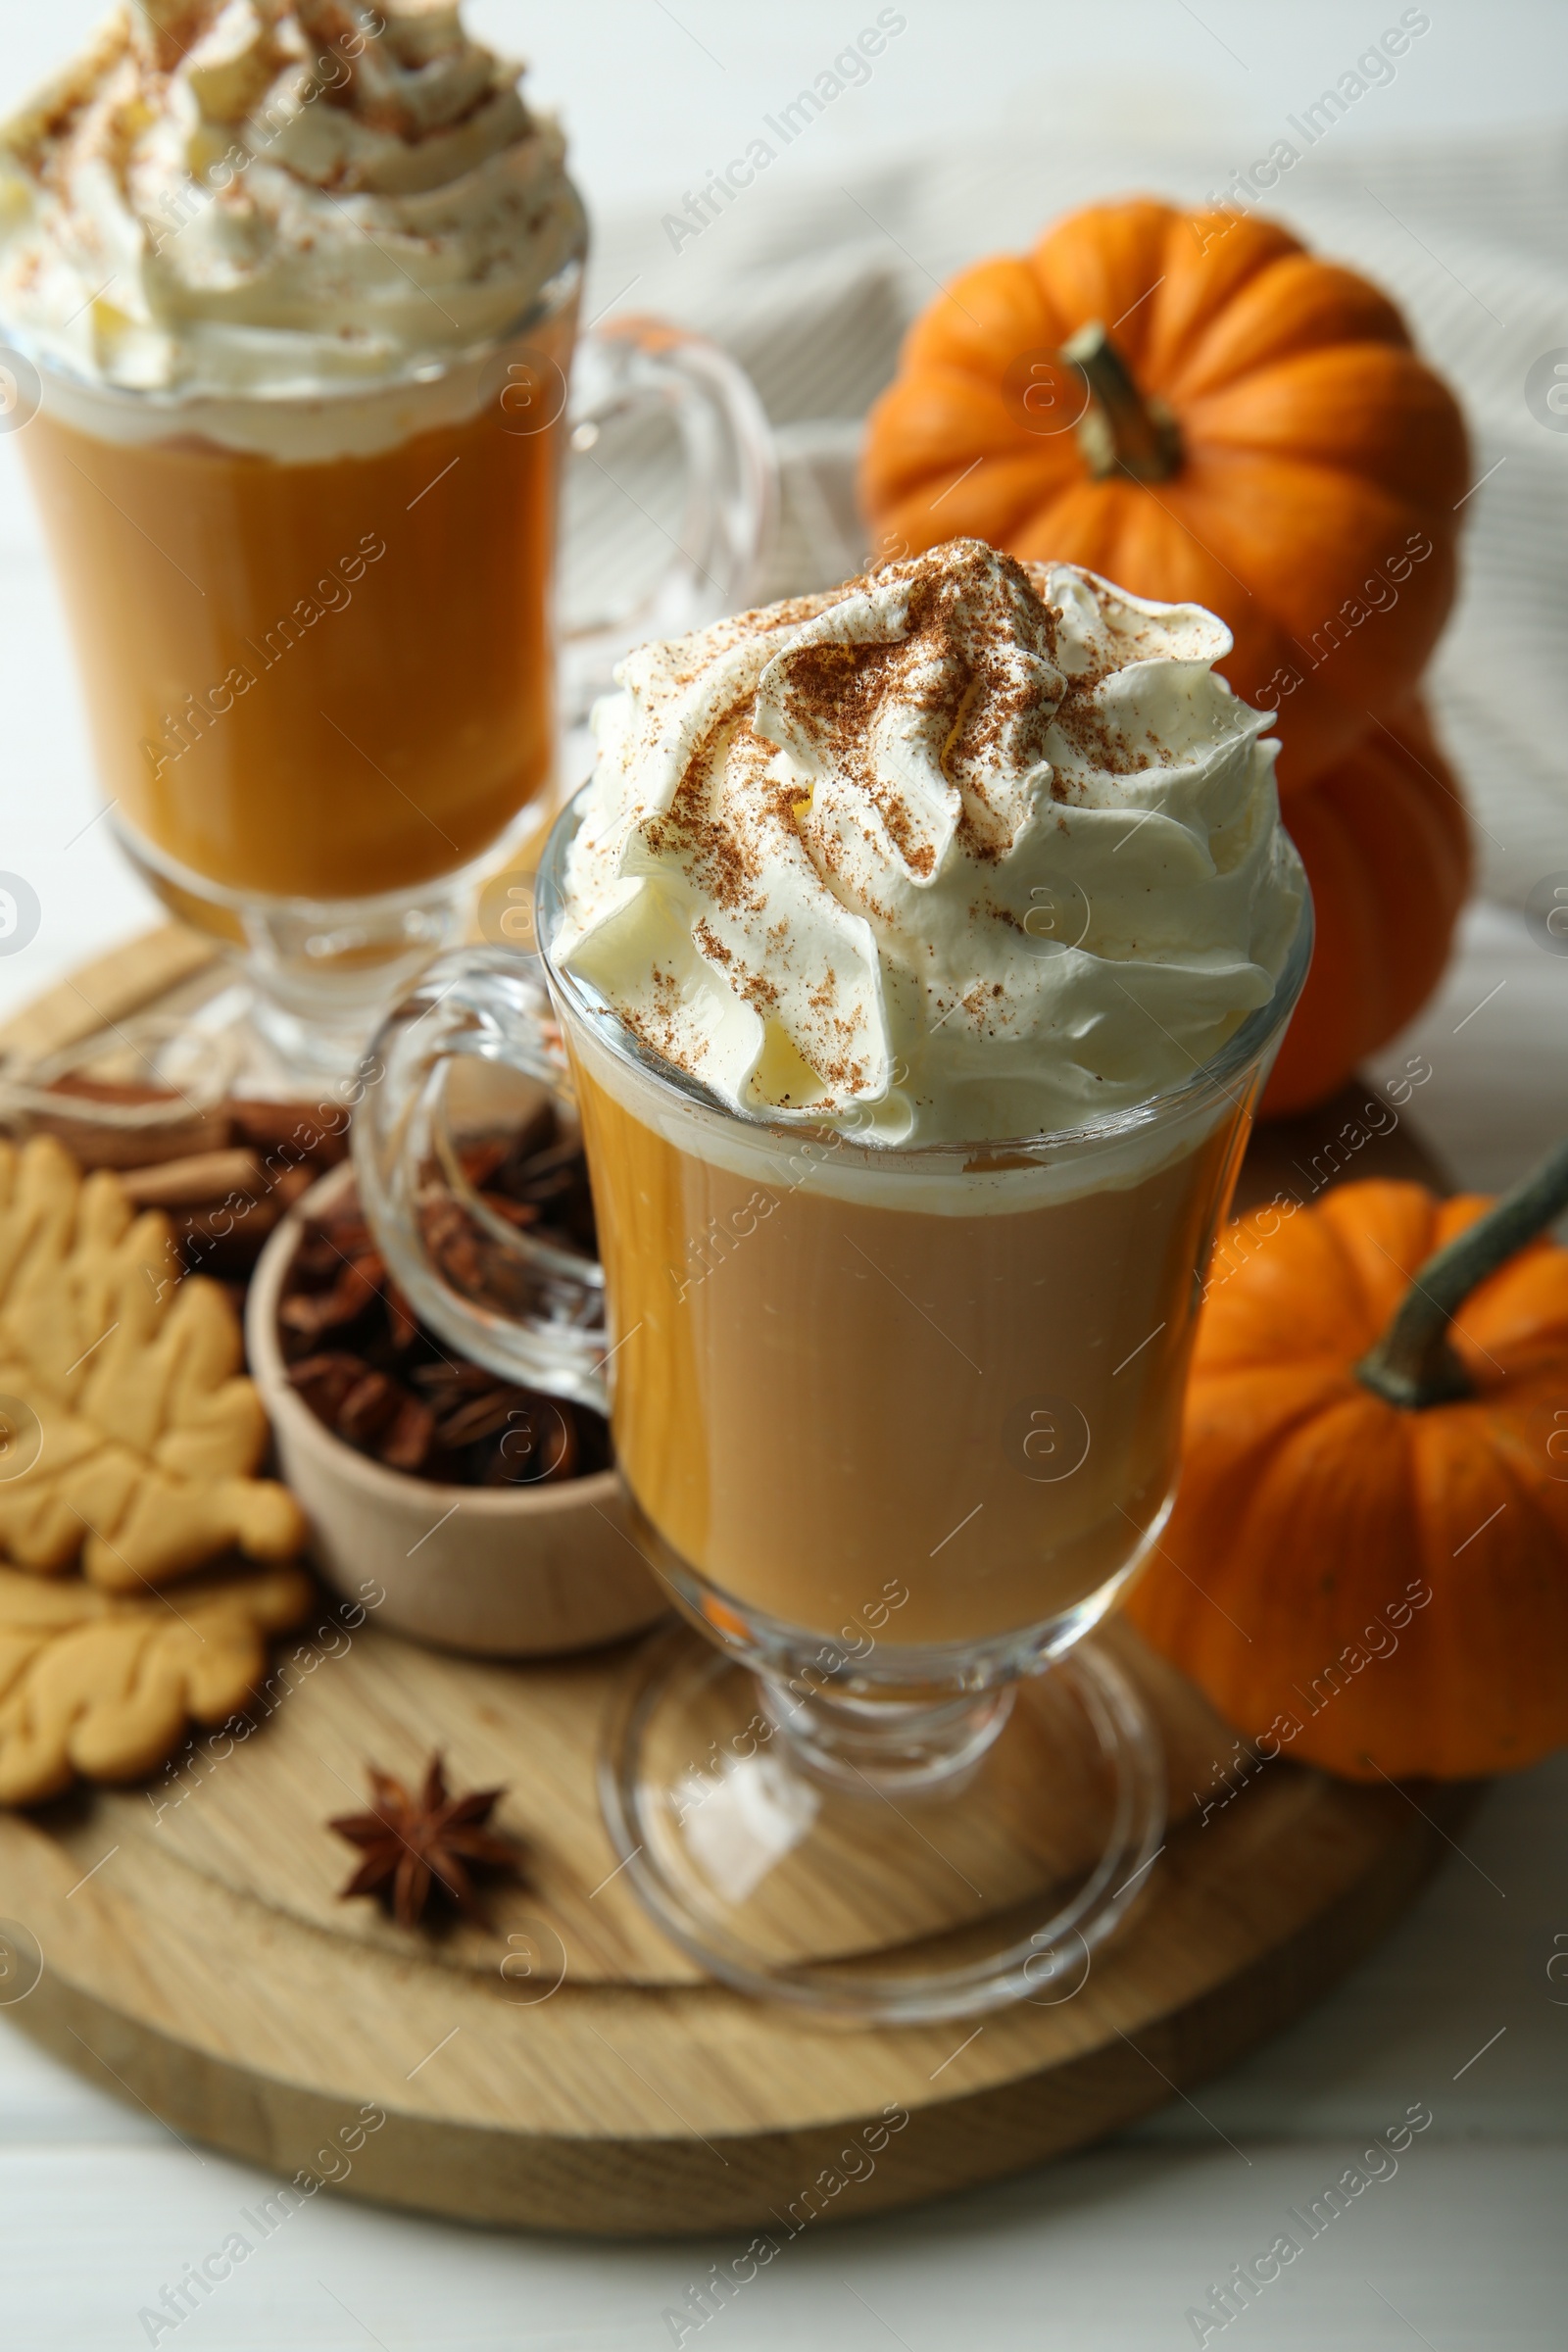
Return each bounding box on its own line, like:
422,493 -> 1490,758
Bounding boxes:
359,542 -> 1311,2020
0,4 -> 772,1070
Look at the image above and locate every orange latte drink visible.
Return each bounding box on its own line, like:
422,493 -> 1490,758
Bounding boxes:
571,1030 -> 1247,1645
20,324 -> 572,905
549,542 -> 1306,1652
0,2 -> 584,916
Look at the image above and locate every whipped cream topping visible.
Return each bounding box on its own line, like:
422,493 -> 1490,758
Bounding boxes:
556,541 -> 1305,1149
0,2 -> 582,402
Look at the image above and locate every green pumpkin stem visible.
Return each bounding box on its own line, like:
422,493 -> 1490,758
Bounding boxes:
1355,1135 -> 1568,1409
1058,321 -> 1183,484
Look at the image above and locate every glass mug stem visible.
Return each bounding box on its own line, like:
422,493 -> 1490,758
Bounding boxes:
757,1675 -> 1018,1796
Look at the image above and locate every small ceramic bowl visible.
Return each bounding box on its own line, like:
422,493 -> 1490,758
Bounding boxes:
246,1167 -> 665,1658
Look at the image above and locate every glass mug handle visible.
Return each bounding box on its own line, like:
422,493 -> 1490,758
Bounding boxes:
558,315 -> 779,722
354,948 -> 611,1414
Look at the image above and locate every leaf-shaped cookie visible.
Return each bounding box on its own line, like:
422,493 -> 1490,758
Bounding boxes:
0,1560 -> 314,1805
0,1135 -> 306,1588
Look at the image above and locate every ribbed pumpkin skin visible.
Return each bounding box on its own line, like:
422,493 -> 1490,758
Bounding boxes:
861,199 -> 1470,787
1263,697 -> 1471,1117
1125,1182 -> 1568,1780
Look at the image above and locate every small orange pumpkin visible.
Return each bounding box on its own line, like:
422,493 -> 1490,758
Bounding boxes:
1126,1155 -> 1568,1781
1262,696 -> 1470,1116
861,196 -> 1470,786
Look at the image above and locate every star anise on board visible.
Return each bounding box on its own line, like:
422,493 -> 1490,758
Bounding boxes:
328,1753 -> 523,1932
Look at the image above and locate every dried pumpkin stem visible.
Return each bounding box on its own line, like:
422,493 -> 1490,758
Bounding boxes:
1356,1134 -> 1568,1409
1058,321 -> 1183,484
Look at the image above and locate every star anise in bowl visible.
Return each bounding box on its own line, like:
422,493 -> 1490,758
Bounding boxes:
328,1752 -> 524,1932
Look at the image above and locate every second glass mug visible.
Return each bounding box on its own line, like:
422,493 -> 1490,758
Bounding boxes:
13,220 -> 776,1073
357,790 -> 1313,2022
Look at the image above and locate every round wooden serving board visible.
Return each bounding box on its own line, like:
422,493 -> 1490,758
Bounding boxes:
0,1613 -> 1469,2237
0,929 -> 1469,2237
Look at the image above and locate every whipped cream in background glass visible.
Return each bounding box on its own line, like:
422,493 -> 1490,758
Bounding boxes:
0,1 -> 584,455
557,539 -> 1306,1154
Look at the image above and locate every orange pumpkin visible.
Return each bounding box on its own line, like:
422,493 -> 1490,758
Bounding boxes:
1126,1161 -> 1568,1781
1263,696 -> 1470,1116
861,197 -> 1470,786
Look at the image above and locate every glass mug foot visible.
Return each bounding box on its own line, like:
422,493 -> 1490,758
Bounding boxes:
114,806 -> 551,1086
599,1619 -> 1165,2024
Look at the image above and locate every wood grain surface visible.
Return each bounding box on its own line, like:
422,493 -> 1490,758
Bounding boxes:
0,924 -> 220,1063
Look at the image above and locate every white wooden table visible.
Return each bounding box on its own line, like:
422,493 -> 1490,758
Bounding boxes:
3,9 -> 1567,2343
